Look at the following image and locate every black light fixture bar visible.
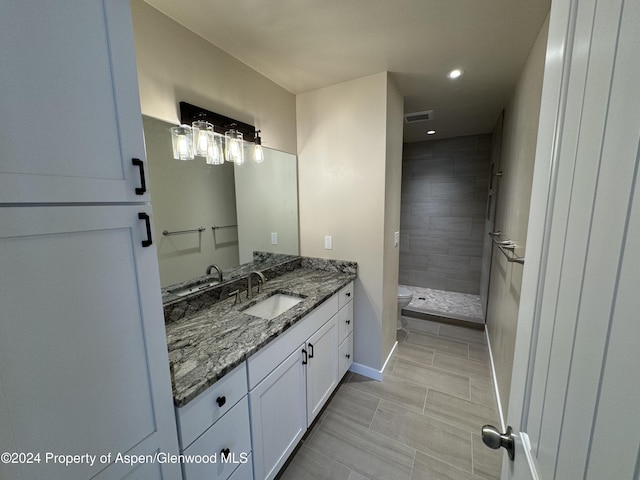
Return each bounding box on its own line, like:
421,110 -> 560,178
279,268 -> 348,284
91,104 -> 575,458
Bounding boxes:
179,102 -> 256,141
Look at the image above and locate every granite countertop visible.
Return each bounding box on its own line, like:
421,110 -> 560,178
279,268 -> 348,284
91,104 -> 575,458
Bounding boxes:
166,267 -> 356,407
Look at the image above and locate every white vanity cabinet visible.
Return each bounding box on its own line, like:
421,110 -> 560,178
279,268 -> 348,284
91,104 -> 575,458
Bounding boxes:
0,0 -> 149,204
175,364 -> 252,480
248,282 -> 354,480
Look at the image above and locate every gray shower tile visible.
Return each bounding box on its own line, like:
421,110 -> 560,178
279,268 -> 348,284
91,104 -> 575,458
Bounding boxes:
446,275 -> 481,295
427,254 -> 470,275
469,257 -> 483,274
448,238 -> 484,256
428,217 -> 473,236
430,179 -> 477,199
411,235 -> 450,255
410,201 -> 451,217
407,270 -> 448,290
370,401 -> 473,472
308,411 -> 416,480
449,200 -> 488,217
409,156 -> 455,178
454,155 -> 491,177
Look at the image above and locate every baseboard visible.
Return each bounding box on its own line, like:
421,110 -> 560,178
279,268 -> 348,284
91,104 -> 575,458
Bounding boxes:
484,326 -> 506,431
349,341 -> 398,381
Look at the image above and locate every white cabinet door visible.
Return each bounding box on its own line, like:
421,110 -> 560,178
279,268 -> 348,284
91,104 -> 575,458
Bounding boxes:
305,317 -> 338,425
0,206 -> 180,480
249,346 -> 307,480
0,0 -> 149,203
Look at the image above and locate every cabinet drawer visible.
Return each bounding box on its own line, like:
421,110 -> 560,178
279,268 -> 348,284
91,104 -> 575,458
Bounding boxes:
338,282 -> 354,309
248,294 -> 338,389
176,363 -> 248,449
182,396 -> 252,480
337,301 -> 354,345
338,333 -> 353,380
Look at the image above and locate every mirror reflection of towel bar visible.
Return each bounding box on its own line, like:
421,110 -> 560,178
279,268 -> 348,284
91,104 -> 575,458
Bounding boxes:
211,224 -> 238,230
489,231 -> 525,264
162,227 -> 205,236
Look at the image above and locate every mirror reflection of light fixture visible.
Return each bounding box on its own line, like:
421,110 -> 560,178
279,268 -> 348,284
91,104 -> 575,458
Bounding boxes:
206,132 -> 224,165
171,125 -> 194,160
173,102 -> 262,166
225,128 -> 244,165
192,120 -> 214,157
253,130 -> 264,163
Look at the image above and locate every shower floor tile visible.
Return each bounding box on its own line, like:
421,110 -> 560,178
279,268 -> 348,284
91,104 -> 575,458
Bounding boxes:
401,285 -> 484,324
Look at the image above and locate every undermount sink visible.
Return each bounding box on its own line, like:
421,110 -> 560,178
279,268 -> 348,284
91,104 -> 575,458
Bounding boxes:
242,293 -> 305,320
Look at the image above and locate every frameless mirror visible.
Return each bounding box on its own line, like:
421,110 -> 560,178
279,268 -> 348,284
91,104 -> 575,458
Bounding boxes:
142,116 -> 299,289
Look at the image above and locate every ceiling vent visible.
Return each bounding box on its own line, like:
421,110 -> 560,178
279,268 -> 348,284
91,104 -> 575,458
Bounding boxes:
404,109 -> 434,123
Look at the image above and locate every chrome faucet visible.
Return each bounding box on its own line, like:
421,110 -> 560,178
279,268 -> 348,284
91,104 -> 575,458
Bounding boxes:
246,271 -> 266,299
205,264 -> 223,281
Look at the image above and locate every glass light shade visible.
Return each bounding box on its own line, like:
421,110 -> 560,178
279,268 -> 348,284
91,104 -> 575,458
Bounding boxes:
253,144 -> 264,163
171,125 -> 194,160
192,120 -> 213,157
225,129 -> 244,165
206,132 -> 224,165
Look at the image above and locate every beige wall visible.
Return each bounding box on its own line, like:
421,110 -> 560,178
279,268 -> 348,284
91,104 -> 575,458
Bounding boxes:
131,0 -> 297,154
297,72 -> 402,373
486,16 -> 549,417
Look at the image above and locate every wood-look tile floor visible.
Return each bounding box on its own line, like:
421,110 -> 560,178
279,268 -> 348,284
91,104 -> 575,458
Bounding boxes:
278,318 -> 503,480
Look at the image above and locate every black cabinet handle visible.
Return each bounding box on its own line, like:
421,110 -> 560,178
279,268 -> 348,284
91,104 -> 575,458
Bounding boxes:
138,213 -> 152,247
346,354 -> 351,359
221,448 -> 230,456
132,158 -> 147,195
302,348 -> 308,365
346,319 -> 351,325
345,292 -> 351,297
308,343 -> 314,359
216,396 -> 226,407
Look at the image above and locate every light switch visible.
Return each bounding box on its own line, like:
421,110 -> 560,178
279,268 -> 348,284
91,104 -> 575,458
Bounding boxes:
271,232 -> 278,245
394,231 -> 400,247
324,235 -> 333,250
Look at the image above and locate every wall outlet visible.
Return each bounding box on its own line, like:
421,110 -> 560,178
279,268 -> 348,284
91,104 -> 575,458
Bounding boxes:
324,235 -> 333,250
394,231 -> 400,247
271,232 -> 278,245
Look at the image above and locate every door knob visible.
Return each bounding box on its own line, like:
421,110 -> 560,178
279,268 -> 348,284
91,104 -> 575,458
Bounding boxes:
481,424 -> 515,461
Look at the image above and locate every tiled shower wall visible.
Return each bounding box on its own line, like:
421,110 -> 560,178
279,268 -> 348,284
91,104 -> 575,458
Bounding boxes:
399,134 -> 492,294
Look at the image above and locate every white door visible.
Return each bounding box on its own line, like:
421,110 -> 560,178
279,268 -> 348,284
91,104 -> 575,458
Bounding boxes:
0,0 -> 149,204
0,205 -> 180,480
489,0 -> 640,478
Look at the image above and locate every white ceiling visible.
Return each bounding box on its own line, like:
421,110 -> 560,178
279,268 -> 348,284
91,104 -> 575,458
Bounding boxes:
143,0 -> 550,142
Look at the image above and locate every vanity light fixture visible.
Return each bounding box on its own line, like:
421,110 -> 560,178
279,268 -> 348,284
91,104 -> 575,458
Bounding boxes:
225,128 -> 244,165
253,130 -> 264,163
192,120 -> 214,157
171,125 -> 194,160
447,68 -> 464,79
206,132 -> 224,165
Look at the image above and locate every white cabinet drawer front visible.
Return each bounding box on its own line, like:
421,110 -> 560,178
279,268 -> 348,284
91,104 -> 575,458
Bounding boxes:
337,301 -> 354,344
248,295 -> 338,389
338,282 -> 354,309
339,333 -> 354,380
177,363 -> 248,449
306,317 -> 338,425
182,396 -> 252,480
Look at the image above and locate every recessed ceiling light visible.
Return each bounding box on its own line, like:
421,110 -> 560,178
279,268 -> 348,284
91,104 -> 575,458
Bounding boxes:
447,69 -> 464,79
426,130 -> 436,135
